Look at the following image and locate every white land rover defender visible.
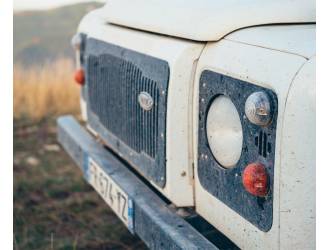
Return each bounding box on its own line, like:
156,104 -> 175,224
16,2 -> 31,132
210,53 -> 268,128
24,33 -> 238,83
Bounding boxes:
58,0 -> 316,249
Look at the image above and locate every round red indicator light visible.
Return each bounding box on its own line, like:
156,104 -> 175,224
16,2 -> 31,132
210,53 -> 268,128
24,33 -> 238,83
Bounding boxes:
242,163 -> 268,197
74,68 -> 85,85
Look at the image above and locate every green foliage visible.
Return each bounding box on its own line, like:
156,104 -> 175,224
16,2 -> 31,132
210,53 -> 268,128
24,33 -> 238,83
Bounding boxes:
14,2 -> 103,66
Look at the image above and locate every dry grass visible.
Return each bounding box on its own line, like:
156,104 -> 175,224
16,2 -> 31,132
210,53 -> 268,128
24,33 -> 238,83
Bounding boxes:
14,59 -> 80,121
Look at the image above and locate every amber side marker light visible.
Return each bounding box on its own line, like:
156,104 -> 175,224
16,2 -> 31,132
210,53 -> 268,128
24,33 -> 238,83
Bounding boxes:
242,163 -> 268,197
74,68 -> 85,85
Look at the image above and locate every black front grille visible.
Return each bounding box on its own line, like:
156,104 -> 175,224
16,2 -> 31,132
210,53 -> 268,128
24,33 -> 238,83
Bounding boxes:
88,55 -> 159,159
85,38 -> 169,187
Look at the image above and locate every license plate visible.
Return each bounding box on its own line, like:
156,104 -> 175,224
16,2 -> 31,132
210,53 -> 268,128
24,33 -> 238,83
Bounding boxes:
87,158 -> 134,233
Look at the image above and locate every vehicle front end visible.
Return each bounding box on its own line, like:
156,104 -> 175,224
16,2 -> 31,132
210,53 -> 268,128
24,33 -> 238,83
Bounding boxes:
59,1 -> 315,249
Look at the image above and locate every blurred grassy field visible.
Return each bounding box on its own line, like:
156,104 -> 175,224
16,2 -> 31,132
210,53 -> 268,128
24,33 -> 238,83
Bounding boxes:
14,60 -> 146,250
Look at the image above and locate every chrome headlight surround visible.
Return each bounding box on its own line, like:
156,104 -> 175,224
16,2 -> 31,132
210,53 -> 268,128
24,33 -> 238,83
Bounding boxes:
198,70 -> 278,232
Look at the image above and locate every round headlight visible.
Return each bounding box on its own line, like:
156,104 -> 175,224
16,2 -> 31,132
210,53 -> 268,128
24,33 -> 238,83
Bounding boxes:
206,96 -> 243,169
245,91 -> 273,126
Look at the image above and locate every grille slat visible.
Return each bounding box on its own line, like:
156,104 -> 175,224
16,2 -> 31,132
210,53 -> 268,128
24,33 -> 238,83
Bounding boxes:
127,62 -> 133,148
146,79 -> 150,156
88,54 -> 159,159
85,38 -> 169,187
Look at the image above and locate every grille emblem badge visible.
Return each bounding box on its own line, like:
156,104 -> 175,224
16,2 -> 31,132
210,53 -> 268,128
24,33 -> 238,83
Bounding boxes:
138,92 -> 154,111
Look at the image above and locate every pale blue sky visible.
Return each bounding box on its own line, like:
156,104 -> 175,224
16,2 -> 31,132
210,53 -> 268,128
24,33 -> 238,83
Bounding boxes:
14,0 -> 105,11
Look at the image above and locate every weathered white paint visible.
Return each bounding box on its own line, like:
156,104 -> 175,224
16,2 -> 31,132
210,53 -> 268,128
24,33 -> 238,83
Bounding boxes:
102,0 -> 315,41
279,57 -> 315,249
77,9 -> 205,207
193,25 -> 314,249
80,94 -> 87,121
225,25 -> 316,59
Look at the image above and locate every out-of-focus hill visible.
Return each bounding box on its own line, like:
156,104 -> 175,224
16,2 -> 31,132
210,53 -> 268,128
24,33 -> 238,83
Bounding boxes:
14,2 -> 103,66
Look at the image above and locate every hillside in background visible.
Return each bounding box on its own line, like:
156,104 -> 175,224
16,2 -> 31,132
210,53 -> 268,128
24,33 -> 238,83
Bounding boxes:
14,2 -> 103,66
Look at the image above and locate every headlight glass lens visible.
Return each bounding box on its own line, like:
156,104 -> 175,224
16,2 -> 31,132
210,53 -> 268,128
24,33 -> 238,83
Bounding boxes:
206,96 -> 243,169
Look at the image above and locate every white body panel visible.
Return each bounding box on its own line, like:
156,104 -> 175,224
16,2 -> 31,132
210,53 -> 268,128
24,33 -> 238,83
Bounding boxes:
80,96 -> 87,121
193,26 -> 315,249
279,57 -> 315,249
103,0 -> 315,41
225,25 -> 316,59
78,10 -> 204,206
